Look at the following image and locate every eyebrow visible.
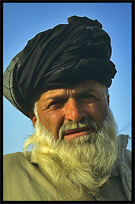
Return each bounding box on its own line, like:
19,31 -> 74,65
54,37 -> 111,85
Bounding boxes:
46,88 -> 96,101
78,89 -> 95,95
46,95 -> 67,101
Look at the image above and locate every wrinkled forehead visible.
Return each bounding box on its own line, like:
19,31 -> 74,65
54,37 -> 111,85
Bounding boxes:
39,80 -> 106,100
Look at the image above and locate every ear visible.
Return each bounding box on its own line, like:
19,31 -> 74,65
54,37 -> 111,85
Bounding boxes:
107,94 -> 110,106
29,111 -> 37,127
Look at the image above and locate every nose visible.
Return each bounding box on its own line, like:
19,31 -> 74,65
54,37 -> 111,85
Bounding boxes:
64,98 -> 85,123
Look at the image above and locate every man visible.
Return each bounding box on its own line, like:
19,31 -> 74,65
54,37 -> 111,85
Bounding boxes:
3,16 -> 131,201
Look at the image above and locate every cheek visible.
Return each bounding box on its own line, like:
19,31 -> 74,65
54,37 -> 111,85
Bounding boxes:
85,103 -> 106,127
40,110 -> 64,139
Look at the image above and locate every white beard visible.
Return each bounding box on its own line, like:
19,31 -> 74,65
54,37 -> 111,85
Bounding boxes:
23,106 -> 118,201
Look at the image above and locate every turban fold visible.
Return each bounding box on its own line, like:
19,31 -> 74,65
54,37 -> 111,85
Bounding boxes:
3,16 -> 117,117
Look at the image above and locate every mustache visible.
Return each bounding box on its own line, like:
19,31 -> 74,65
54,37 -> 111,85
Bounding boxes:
58,116 -> 98,141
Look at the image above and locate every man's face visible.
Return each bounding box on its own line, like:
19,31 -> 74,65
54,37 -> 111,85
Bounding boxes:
27,80 -> 117,200
31,80 -> 109,141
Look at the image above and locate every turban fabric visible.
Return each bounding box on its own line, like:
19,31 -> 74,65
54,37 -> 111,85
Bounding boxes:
3,16 -> 117,117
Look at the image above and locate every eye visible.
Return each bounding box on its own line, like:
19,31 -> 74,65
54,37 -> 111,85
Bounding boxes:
79,94 -> 97,103
47,99 -> 66,110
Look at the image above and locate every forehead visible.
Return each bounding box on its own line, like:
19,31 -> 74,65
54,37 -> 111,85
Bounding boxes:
39,80 -> 105,100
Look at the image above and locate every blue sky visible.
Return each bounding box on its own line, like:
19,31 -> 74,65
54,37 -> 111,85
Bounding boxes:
3,2 -> 132,155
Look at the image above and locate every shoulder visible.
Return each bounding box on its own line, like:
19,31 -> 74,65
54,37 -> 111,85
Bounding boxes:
125,149 -> 131,167
4,151 -> 27,160
117,134 -> 132,201
3,152 -> 64,201
3,152 -> 31,168
117,134 -> 131,168
3,152 -> 34,180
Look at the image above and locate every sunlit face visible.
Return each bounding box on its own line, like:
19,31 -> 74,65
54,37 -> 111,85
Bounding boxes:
30,80 -> 109,141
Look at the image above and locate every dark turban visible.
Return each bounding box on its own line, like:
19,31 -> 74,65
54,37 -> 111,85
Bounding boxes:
3,15 -> 117,117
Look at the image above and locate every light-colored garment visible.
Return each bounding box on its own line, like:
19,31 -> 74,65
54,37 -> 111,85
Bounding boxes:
3,134 -> 131,201
95,134 -> 132,201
